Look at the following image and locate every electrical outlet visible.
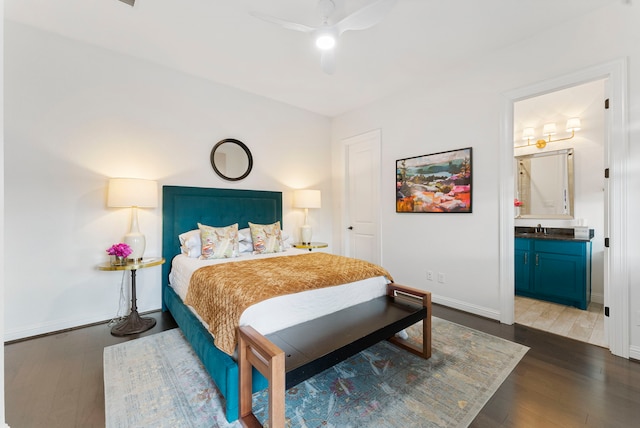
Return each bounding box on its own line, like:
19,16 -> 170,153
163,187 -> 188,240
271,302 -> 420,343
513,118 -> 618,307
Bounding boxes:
438,272 -> 445,283
427,270 -> 434,281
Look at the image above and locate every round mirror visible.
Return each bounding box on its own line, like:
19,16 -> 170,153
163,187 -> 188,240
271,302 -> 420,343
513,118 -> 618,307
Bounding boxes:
210,138 -> 253,181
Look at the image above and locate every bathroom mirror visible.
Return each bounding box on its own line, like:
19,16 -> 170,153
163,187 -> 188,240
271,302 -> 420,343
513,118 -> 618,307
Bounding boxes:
515,148 -> 574,219
210,138 -> 253,181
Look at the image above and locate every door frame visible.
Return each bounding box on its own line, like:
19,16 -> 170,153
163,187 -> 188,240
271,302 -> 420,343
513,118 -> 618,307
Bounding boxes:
342,129 -> 382,264
499,58 -> 629,358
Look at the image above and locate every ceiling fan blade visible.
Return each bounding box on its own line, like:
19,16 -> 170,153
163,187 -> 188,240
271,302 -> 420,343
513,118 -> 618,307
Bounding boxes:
117,0 -> 135,6
321,49 -> 336,75
250,11 -> 316,33
335,0 -> 397,35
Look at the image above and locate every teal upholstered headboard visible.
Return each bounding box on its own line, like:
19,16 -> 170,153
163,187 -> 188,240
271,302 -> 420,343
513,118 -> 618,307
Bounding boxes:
161,186 -> 283,307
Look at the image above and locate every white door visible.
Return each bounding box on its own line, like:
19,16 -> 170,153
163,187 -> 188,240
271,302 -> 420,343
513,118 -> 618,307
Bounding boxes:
344,130 -> 381,264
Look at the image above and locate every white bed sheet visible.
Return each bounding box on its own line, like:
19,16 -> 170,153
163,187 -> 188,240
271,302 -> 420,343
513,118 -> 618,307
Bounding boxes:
169,250 -> 390,337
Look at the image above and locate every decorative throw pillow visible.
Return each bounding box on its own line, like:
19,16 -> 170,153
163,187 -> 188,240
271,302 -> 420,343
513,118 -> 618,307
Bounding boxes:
248,221 -> 284,254
178,229 -> 202,258
198,223 -> 240,259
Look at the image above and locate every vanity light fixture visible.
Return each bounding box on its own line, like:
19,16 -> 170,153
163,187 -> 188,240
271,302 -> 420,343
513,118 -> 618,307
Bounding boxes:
520,117 -> 581,149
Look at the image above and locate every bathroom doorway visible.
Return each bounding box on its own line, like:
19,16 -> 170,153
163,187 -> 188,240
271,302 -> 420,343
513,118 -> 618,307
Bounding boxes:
500,59 -> 629,358
513,80 -> 606,347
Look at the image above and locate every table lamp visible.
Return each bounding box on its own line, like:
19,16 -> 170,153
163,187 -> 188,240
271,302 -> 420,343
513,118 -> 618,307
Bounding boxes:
107,178 -> 158,261
293,189 -> 321,244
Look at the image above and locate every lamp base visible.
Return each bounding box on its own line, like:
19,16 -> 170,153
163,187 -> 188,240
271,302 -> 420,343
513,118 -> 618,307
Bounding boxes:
300,225 -> 312,245
124,232 -> 146,261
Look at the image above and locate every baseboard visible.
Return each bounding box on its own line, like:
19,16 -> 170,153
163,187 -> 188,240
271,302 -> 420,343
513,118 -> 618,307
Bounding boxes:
630,345 -> 640,361
3,307 -> 161,343
3,312 -> 117,343
432,295 -> 501,321
591,292 -> 604,305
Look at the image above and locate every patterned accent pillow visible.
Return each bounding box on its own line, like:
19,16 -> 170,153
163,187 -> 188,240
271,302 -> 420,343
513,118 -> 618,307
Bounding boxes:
198,223 -> 240,259
248,221 -> 284,254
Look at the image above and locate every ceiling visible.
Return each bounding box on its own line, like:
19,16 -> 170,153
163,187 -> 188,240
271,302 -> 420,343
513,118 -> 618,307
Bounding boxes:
5,0 -> 619,117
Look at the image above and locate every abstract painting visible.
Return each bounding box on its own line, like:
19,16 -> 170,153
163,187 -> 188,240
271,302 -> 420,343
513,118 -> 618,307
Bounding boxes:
396,147 -> 472,213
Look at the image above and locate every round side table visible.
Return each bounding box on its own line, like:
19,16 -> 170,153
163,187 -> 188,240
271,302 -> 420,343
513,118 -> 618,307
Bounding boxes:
292,242 -> 328,252
97,257 -> 165,336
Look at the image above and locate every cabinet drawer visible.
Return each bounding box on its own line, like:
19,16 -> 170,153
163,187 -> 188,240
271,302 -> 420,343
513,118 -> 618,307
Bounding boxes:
515,238 -> 532,251
534,240 -> 584,256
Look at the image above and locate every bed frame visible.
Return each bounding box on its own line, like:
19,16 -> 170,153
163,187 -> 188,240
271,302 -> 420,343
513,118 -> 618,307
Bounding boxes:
162,186 -> 283,422
161,186 -> 431,425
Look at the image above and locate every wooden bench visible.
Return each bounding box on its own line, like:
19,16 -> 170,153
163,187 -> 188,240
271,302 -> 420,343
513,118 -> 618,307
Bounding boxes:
238,283 -> 432,427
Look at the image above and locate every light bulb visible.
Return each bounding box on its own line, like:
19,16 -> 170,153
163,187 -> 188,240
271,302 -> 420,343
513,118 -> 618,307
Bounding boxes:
315,27 -> 337,50
316,34 -> 336,50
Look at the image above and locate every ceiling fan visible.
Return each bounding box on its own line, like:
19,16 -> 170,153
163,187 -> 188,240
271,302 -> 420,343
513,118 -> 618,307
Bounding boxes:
251,0 -> 397,74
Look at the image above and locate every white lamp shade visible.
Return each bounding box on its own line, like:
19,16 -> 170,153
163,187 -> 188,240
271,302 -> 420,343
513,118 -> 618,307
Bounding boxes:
293,189 -> 321,209
542,123 -> 557,136
108,178 -> 158,208
522,128 -> 535,140
108,178 -> 157,261
566,117 -> 581,132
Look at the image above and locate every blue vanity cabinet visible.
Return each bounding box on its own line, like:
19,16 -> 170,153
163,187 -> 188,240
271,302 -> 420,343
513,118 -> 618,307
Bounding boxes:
515,238 -> 532,293
515,237 -> 592,310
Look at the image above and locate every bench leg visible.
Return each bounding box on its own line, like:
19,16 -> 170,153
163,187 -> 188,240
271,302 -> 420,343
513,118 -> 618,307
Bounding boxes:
238,325 -> 286,428
387,284 -> 432,359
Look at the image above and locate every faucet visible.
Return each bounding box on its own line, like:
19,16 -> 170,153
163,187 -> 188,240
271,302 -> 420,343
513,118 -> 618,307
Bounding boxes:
535,224 -> 547,235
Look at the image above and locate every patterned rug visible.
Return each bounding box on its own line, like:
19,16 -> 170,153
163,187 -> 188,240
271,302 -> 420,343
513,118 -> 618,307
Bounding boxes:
104,318 -> 528,427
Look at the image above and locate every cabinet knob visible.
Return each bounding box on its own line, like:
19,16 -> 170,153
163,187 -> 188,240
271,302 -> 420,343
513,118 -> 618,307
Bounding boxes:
347,226 -> 353,230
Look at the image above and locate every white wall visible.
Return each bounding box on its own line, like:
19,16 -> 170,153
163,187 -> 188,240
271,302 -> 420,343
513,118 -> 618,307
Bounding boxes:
3,22 -> 332,340
1,3 -> 6,424
332,3 -> 640,353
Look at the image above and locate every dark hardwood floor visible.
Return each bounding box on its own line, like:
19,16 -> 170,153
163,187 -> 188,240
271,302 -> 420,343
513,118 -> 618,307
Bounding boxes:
4,312 -> 178,428
4,306 -> 640,427
435,305 -> 640,428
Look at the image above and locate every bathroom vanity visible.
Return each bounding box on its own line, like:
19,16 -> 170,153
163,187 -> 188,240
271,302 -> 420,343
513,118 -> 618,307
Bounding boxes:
515,227 -> 593,310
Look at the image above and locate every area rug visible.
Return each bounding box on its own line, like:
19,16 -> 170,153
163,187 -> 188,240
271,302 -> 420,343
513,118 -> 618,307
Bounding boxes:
104,318 -> 528,428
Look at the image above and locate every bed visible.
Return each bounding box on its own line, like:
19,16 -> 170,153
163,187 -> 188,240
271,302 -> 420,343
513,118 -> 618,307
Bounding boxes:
161,186 -> 430,424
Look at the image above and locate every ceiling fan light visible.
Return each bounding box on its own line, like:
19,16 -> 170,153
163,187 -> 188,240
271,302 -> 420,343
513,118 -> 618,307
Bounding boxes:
316,33 -> 336,50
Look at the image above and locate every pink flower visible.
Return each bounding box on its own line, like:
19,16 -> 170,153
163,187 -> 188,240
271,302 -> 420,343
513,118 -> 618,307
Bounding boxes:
514,198 -> 523,207
106,243 -> 132,258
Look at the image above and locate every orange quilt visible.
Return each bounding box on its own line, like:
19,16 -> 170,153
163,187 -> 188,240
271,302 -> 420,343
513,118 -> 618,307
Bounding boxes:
184,252 -> 393,355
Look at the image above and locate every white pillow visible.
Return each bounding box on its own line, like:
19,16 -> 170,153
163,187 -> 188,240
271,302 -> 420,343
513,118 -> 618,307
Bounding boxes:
239,240 -> 253,253
238,228 -> 252,243
178,229 -> 201,258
